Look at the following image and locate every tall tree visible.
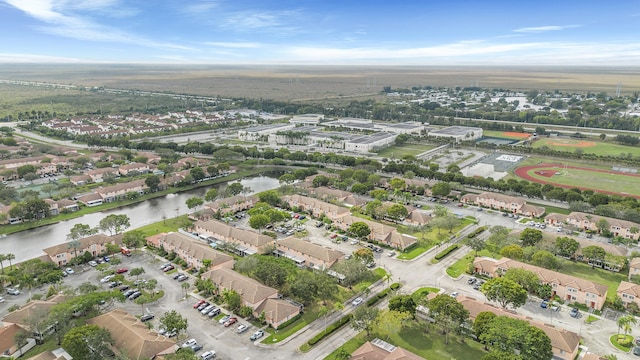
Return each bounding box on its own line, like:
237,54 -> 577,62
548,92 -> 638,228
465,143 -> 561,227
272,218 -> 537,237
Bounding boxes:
480,277 -> 528,309
185,197 -> 204,211
351,306 -> 379,337
122,230 -> 145,251
374,310 -> 411,342
480,316 -> 552,360
520,228 -> 543,247
349,222 -> 371,240
427,294 -> 469,344
554,237 -> 580,258
160,310 -> 189,335
98,214 -> 130,235
204,188 -> 218,202
62,324 -> 113,360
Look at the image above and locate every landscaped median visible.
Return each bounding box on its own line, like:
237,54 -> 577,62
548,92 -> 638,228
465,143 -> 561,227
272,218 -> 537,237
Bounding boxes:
430,244 -> 460,264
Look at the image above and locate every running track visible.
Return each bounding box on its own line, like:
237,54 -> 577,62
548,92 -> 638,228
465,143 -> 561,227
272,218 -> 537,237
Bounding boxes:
514,163 -> 640,198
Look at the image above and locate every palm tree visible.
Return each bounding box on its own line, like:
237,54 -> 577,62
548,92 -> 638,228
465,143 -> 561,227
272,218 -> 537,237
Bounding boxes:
0,254 -> 6,274
5,253 -> 15,270
383,273 -> 392,290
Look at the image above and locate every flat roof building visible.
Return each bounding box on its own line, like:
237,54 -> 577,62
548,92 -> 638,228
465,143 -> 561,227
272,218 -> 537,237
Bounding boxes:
429,126 -> 483,142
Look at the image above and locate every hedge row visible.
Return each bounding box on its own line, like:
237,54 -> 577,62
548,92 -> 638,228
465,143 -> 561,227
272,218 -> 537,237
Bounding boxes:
274,313 -> 302,330
467,226 -> 487,239
307,314 -> 353,346
366,283 -> 402,307
434,244 -> 460,260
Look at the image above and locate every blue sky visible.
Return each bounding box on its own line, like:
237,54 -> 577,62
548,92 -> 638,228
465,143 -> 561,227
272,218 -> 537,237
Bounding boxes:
1,0 -> 639,65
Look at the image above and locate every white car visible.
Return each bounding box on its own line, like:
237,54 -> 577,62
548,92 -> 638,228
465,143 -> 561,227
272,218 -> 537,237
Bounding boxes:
88,260 -> 98,267
181,339 -> 197,348
350,239 -> 359,245
352,297 -> 364,306
65,267 -> 75,274
200,351 -> 216,360
237,324 -> 248,333
450,291 -> 459,298
100,275 -> 115,283
0,296 -> 5,303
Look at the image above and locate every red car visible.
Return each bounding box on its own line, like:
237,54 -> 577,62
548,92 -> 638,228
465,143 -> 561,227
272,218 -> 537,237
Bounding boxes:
223,317 -> 238,327
116,268 -> 129,274
193,299 -> 206,309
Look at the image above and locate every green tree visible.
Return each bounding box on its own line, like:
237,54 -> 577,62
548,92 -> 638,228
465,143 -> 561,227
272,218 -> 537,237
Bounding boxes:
14,330 -> 29,357
258,190 -> 281,207
374,310 -> 411,342
431,182 -> 452,198
387,203 -> 409,223
204,188 -> 218,202
62,324 -> 113,360
129,267 -> 145,279
480,277 -> 528,309
249,214 -> 270,232
596,218 -> 610,234
223,289 -> 242,311
145,175 -> 161,192
226,182 -> 244,196
473,311 -> 497,348
480,316 -> 552,360
617,314 -> 637,336
500,244 -> 524,260
520,228 -> 543,247
186,197 -> 204,211
503,268 -> 540,293
582,245 -> 606,266
353,248 -> 374,265
99,214 -> 131,235
351,306 -> 379,337
467,237 -> 486,256
554,237 -> 580,258
427,294 -> 469,344
160,310 -> 189,335
349,222 -> 371,240
388,295 -> 416,315
531,250 -> 560,270
164,348 -> 199,360
123,230 -> 145,251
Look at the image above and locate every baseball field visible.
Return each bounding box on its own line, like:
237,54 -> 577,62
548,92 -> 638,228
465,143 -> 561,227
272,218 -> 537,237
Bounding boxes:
532,137 -> 640,157
482,130 -> 532,141
514,163 -> 640,197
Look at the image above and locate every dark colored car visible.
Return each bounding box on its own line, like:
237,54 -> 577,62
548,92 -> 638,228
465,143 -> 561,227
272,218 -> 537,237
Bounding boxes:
570,308 -> 579,318
140,314 -> 154,322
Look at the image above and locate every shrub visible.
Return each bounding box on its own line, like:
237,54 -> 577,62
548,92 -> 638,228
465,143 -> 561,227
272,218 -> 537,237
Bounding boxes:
307,314 -> 352,346
434,244 -> 460,260
467,226 -> 487,239
275,313 -> 302,330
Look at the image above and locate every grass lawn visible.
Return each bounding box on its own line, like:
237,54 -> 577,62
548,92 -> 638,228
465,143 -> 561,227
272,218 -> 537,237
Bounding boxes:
411,287 -> 440,303
135,215 -> 191,237
446,249 -> 500,278
533,137 -> 640,157
19,338 -> 58,359
325,322 -> 487,360
536,203 -> 570,215
559,260 -> 627,302
483,130 -> 531,140
376,144 -> 435,159
610,334 -> 634,352
397,219 -> 475,260
263,309 -> 319,343
517,165 -> 640,196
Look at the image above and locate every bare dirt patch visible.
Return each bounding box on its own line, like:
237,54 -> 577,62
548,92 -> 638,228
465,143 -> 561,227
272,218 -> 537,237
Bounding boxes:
502,132 -> 531,139
547,140 -> 596,148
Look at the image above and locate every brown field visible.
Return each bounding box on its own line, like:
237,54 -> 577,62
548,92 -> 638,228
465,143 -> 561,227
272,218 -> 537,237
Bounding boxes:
0,65 -> 639,102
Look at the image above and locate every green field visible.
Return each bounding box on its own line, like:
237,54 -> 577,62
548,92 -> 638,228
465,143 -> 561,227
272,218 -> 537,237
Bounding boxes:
483,130 -> 531,140
376,144 -> 435,159
519,165 -> 640,196
533,137 -> 640,157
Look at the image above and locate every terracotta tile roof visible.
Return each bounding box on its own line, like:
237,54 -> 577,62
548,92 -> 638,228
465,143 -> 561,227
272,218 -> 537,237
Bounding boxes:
254,298 -> 300,328
276,237 -> 344,263
42,234 -> 123,258
88,309 -> 176,360
201,268 -> 277,305
2,295 -> 68,327
617,281 -> 640,297
351,339 -> 423,360
194,220 -> 274,248
457,295 -> 580,355
158,232 -> 233,267
0,323 -> 27,356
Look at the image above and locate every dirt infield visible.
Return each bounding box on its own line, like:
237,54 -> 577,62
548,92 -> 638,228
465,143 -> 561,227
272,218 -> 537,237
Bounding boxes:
514,163 -> 640,198
546,140 -> 597,148
502,132 -> 531,139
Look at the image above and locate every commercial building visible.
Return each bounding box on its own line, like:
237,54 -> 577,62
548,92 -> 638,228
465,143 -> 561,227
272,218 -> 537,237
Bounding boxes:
428,126 -> 483,142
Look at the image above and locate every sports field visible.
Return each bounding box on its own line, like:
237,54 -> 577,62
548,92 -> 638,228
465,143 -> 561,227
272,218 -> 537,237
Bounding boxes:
377,144 -> 435,159
532,137 -> 640,157
514,163 -> 640,197
483,130 -> 532,140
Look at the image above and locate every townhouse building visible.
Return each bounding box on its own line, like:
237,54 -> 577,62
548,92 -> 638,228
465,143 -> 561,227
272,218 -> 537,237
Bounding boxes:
274,236 -> 344,270
629,258 -> 640,280
333,215 -> 417,250
96,179 -> 147,203
200,268 -> 300,329
203,195 -> 258,216
454,294 -> 580,360
193,219 -> 275,256
461,191 -> 545,217
616,281 -> 640,309
118,162 -> 151,176
146,232 -> 233,271
545,212 -> 640,241
473,257 -> 608,310
87,167 -> 119,183
282,194 -> 351,221
42,234 -> 124,266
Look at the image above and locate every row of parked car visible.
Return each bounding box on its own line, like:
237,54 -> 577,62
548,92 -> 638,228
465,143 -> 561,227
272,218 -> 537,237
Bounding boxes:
192,299 -> 266,341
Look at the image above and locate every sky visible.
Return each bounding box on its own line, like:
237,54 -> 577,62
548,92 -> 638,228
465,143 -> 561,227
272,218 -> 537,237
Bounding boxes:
1,0 -> 639,65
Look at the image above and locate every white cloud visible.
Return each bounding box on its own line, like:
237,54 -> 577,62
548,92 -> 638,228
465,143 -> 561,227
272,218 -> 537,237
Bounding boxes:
203,41 -> 262,48
221,9 -> 299,32
513,25 -> 580,33
182,1 -> 218,15
2,0 -> 188,51
0,52 -> 82,63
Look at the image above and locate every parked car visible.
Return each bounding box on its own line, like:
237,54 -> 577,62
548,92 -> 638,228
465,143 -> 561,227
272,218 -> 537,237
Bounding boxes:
366,262 -> 376,269
190,344 -> 203,352
450,291 -> 459,298
173,273 -> 183,280
160,263 -> 172,270
540,301 -> 549,309
88,260 -> 98,267
128,292 -> 142,300
108,281 -> 122,288
116,268 -> 128,274
181,339 -> 197,348
0,296 -> 5,302
570,308 -> 580,318
387,251 -> 396,257
237,324 -> 249,333
223,317 -> 238,327
350,239 -> 359,245
123,289 -> 135,297
250,329 -> 264,341
140,314 -> 154,322
6,288 -> 20,296
197,302 -> 210,311
467,277 -> 476,285
178,275 -> 189,282
201,305 -> 216,315
200,351 -> 216,360
65,267 -> 75,275
218,315 -> 231,324
352,297 -> 364,306
163,265 -> 175,272
100,275 -> 115,283
207,308 -> 221,318
633,346 -> 640,356
193,300 -> 206,309
119,285 -> 130,292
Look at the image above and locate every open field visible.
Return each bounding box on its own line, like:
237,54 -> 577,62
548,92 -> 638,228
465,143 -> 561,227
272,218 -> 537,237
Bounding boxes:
533,137 -> 640,157
483,130 -> 532,140
514,163 -> 640,197
2,65 -> 640,104
376,144 -> 435,159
